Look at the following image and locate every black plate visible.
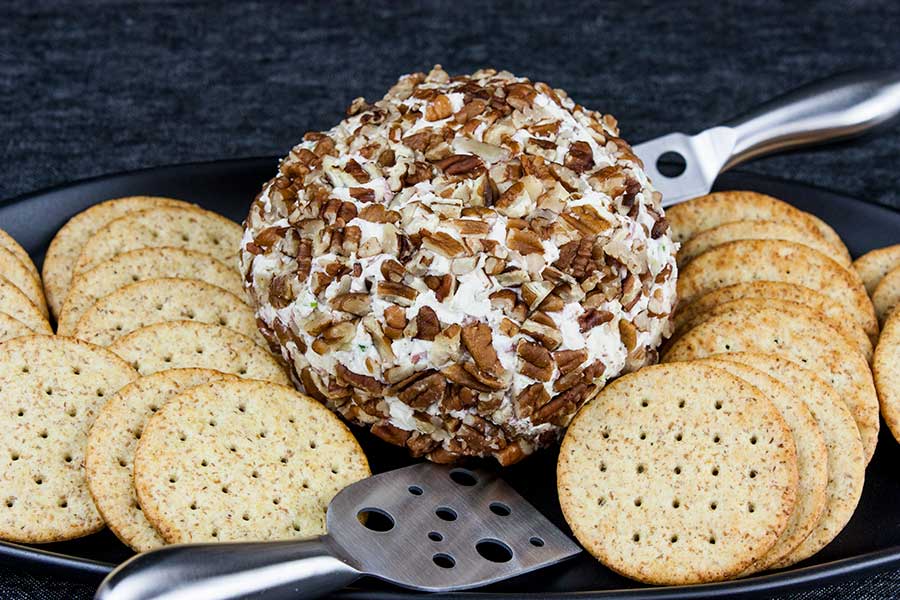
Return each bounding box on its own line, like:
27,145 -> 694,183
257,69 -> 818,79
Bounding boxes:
1,159 -> 899,599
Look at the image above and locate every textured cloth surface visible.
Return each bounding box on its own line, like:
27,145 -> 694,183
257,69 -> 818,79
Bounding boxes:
1,1 -> 900,599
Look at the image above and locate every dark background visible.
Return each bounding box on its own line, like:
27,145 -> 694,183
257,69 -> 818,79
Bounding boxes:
1,1 -> 899,598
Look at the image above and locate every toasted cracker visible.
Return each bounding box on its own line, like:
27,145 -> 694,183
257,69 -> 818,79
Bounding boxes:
677,240 -> 878,342
872,265 -> 900,325
874,309 -> 900,444
42,196 -> 194,318
73,206 -> 241,276
86,368 -> 237,551
0,276 -> 52,334
109,321 -> 288,384
852,244 -> 900,295
0,228 -> 39,280
0,336 -> 137,543
673,298 -> 872,362
677,220 -> 848,267
0,313 -> 35,343
58,247 -> 244,336
558,362 -> 797,585
693,358 -> 827,573
72,278 -> 259,347
719,353 -> 865,568
0,247 -> 47,318
666,191 -> 850,262
664,305 -> 878,463
133,378 -> 370,543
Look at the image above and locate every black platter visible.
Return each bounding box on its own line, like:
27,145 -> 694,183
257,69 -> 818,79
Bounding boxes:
1,158 -> 899,599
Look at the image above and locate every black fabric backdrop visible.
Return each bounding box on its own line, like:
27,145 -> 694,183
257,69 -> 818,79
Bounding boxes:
1,1 -> 899,598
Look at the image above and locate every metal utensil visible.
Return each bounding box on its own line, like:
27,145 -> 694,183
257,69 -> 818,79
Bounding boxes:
94,463 -> 581,600
634,70 -> 900,205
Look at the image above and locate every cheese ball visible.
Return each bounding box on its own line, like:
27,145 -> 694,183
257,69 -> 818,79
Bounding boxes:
241,66 -> 677,465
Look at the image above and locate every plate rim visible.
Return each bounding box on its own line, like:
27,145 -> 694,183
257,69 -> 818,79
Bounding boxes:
1,158 -> 898,599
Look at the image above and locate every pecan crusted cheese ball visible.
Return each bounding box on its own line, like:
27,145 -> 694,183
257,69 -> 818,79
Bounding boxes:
241,66 -> 677,466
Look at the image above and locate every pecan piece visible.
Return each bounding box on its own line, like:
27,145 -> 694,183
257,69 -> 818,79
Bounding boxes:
520,315 -> 562,350
521,281 -> 555,311
330,292 -> 372,316
336,364 -> 383,395
425,94 -> 453,121
620,272 -> 641,311
495,442 -> 527,466
533,383 -> 587,425
383,304 -> 408,339
619,319 -> 638,351
564,140 -> 595,173
380,259 -> 406,283
398,372 -> 446,409
461,322 -> 502,376
361,316 -> 395,363
424,274 -> 455,301
554,349 -> 588,375
422,231 -> 467,258
517,339 -> 553,381
415,306 -> 441,341
377,281 -> 419,306
441,363 -> 494,393
311,321 -> 355,354
507,228 -> 544,255
370,423 -> 411,446
515,382 -> 550,419
578,308 -> 614,332
434,154 -> 486,178
561,206 -> 611,236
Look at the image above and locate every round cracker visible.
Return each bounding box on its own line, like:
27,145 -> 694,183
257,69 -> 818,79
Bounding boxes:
0,228 -> 39,280
677,220 -> 847,267
677,240 -> 878,342
852,244 -> 900,295
673,298 -> 872,363
666,191 -> 850,262
73,206 -> 241,276
693,358 -> 827,573
874,309 -> 900,444
58,247 -> 245,336
558,362 -> 797,585
664,305 -> 879,463
872,264 -> 900,325
42,196 -> 194,318
109,321 -> 288,384
0,313 -> 35,343
0,276 -> 52,334
0,247 -> 47,318
673,281 -> 869,349
72,278 -> 260,347
86,368 -> 237,551
133,378 -> 370,544
719,352 -> 865,568
0,336 -> 137,543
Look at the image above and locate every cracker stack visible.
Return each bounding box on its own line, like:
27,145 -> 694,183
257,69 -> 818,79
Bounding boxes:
0,228 -> 50,340
560,191 -> 877,585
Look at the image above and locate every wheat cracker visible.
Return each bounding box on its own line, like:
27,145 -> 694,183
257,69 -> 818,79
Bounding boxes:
0,247 -> 47,318
0,228 -> 39,280
853,244 -> 900,295
0,276 -> 52,334
872,265 -> 900,325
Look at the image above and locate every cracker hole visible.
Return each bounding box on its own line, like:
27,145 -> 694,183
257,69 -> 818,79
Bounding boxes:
39,430 -> 48,439
149,405 -> 158,413
211,530 -> 218,538
670,534 -> 679,543
5,498 -> 14,508
309,441 -> 317,449
163,356 -> 173,363
712,467 -> 719,476
195,347 -> 204,354
186,311 -> 196,319
639,431 -> 646,440
72,367 -> 80,375
259,431 -> 267,438
222,486 -> 229,494
672,499 -> 680,508
710,501 -> 718,510
58,498 -> 68,508
598,497 -> 606,506
218,318 -> 227,326
750,435 -> 757,445
229,444 -> 236,452
67,407 -> 77,417
713,434 -> 721,443
134,431 -> 141,440
242,513 -> 250,521
272,497 -> 279,505
709,536 -> 716,544
678,400 -> 685,408
636,464 -> 645,474
45,388 -> 52,396
640,399 -> 649,408
169,475 -> 177,483
600,462 -> 607,472
293,522 -> 302,532
238,404 -> 246,413
280,457 -> 288,464
251,470 -> 259,478
632,533 -> 640,542
97,389 -> 105,397
209,420 -> 216,427
115,325 -> 123,331
190,502 -> 197,510
302,482 -> 310,489
10,452 -> 19,462
34,476 -> 43,485
634,498 -> 642,507
674,466 -> 681,475
119,458 -> 127,468
714,401 -> 722,410
155,304 -> 163,311
21,366 -> 29,373
749,469 -> 758,479
180,434 -> 188,442
675,433 -> 682,442
601,430 -> 609,439
331,467 -> 339,475
201,459 -> 208,467
131,275 -> 139,282
16,409 -> 24,417
288,417 -> 295,424
238,368 -> 248,375
748,502 -> 756,513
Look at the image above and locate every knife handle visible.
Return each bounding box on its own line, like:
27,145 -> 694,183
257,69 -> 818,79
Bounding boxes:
722,70 -> 900,170
93,536 -> 361,600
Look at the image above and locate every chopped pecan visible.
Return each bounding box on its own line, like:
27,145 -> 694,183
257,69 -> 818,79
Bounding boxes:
554,349 -> 588,375
370,422 -> 411,446
462,362 -> 506,390
517,340 -> 553,381
484,256 -> 507,275
311,321 -> 355,354
505,82 -> 537,110
359,204 -> 398,223
424,274 -> 455,301
564,141 -> 595,173
407,433 -> 440,457
489,289 -> 517,315
300,367 -> 351,403
442,384 -> 478,412
521,281 -> 555,311
422,231 -> 467,258
377,281 -> 419,306
380,259 -> 406,283
434,154 -> 485,178
430,324 -> 462,365
533,383 -> 587,425
520,315 -> 562,350
361,316 -> 395,362
441,363 -> 494,393
402,131 -> 435,152
495,181 -> 534,218
561,206 -> 611,236
254,226 -> 286,251
336,364 -> 383,395
620,272 -> 641,311
515,382 -> 550,419
461,322 -> 503,376
454,98 -> 488,123
428,447 -> 461,464
449,219 -> 491,236
269,273 -> 299,309
495,442 -> 527,466
507,228 -> 544,255
499,318 -> 520,337
583,360 -> 606,382
398,372 -> 446,409
330,292 -> 371,316
415,306 -> 441,341
578,308 -> 614,332
377,149 -> 396,167
383,304 -> 408,338
619,319 -> 638,351
425,94 -> 453,121
495,269 -> 530,287
343,159 -> 370,184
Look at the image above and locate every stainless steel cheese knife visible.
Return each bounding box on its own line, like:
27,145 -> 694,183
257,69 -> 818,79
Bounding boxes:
634,70 -> 900,206
94,463 -> 580,600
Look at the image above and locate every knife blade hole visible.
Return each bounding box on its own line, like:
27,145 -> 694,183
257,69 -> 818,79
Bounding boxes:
449,468 -> 477,486
428,531 -> 443,542
435,506 -> 457,521
489,502 -> 511,516
530,536 -> 545,547
432,553 -> 455,568
357,508 -> 394,532
476,539 -> 513,563
408,485 -> 423,496
657,151 -> 686,178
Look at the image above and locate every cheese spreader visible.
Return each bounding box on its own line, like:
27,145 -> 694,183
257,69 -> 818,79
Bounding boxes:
634,70 -> 900,206
95,463 -> 581,599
